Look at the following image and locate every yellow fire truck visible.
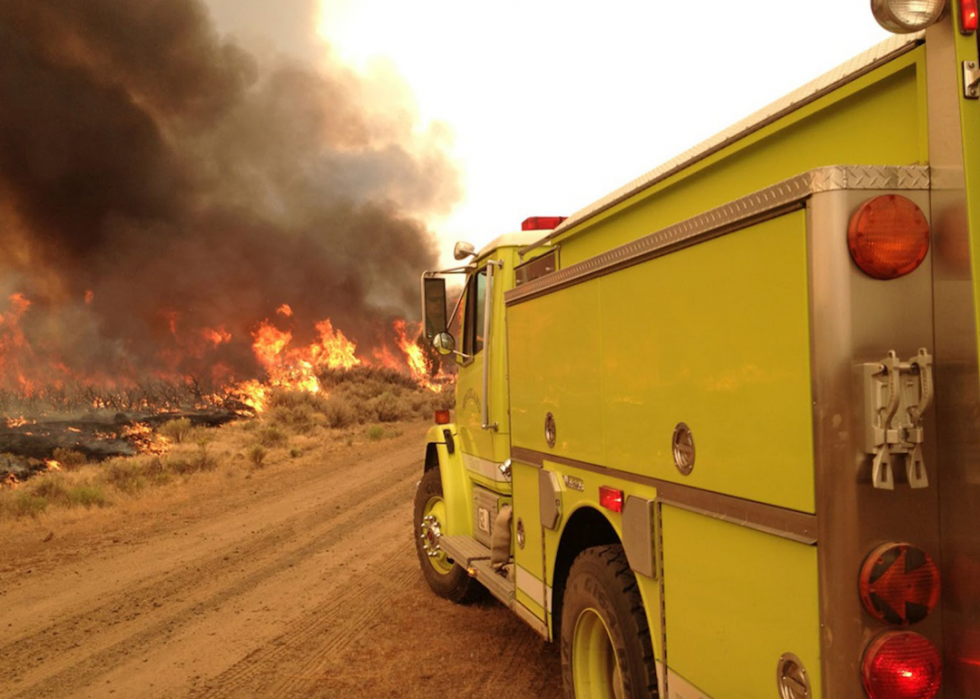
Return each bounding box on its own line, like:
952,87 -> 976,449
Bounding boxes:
415,2 -> 980,697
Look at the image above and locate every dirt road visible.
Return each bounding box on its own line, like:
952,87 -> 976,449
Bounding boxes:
0,424 -> 562,699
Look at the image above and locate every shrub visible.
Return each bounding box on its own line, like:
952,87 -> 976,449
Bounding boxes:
267,387 -> 330,413
257,426 -> 288,448
248,445 -> 267,468
289,448 -> 302,458
67,484 -> 109,509
23,473 -> 109,510
370,391 -> 408,423
28,474 -> 69,504
1,491 -> 48,520
268,405 -> 316,434
166,443 -> 218,475
103,460 -> 147,494
52,448 -> 87,470
367,425 -> 385,441
323,397 -> 357,429
159,417 -> 193,443
196,443 -> 218,471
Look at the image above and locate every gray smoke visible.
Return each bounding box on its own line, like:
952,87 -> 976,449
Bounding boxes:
0,0 -> 458,387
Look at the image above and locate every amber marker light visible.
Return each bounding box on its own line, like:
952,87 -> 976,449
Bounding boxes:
434,409 -> 451,425
848,195 -> 930,280
862,631 -> 942,699
859,542 -> 940,625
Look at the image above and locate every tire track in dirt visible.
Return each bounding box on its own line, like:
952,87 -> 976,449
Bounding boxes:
3,447 -> 421,699
191,546 -> 415,698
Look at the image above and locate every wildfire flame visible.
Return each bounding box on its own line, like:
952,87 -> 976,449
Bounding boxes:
237,312 -> 442,411
0,290 -> 448,415
394,320 -> 443,393
122,422 -> 166,454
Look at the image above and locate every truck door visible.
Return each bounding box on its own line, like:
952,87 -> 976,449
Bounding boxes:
455,266 -> 493,461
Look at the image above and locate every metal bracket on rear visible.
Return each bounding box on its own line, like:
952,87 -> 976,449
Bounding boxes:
964,61 -> 980,99
862,348 -> 933,489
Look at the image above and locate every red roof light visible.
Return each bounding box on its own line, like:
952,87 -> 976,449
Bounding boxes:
522,216 -> 566,231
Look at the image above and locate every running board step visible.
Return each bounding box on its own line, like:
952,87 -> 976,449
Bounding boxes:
440,535 -> 490,565
440,535 -> 514,606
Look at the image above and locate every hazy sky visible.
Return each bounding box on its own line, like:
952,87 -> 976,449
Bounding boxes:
210,1 -> 892,257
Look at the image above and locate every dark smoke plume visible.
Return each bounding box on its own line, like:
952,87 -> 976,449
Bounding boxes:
0,0 -> 458,389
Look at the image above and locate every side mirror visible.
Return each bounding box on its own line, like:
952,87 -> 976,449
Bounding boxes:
432,332 -> 456,356
422,276 -> 448,341
453,241 -> 476,260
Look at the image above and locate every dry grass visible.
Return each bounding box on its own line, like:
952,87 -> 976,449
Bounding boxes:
1,370 -> 454,521
159,417 -> 193,444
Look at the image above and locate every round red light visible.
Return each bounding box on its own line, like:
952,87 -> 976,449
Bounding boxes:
859,542 -> 940,625
862,632 -> 942,699
848,195 -> 930,279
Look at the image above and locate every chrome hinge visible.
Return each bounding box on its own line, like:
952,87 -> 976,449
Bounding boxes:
862,348 -> 934,489
964,61 -> 980,99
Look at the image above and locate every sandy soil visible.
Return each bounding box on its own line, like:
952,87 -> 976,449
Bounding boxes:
0,422 -> 562,699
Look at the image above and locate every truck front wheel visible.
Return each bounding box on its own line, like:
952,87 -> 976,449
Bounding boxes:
413,466 -> 483,603
561,545 -> 658,699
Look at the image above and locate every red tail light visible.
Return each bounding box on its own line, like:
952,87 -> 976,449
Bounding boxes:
847,195 -> 929,279
859,543 -> 940,625
862,632 -> 942,699
599,486 -> 623,513
963,0 -> 979,33
434,409 -> 451,425
522,216 -> 566,231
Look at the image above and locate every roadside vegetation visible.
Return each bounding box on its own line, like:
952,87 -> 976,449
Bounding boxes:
0,367 -> 453,521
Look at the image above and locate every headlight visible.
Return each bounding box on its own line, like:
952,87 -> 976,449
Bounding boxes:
871,0 -> 947,33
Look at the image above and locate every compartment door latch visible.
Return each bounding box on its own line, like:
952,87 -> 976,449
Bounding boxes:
862,348 -> 934,490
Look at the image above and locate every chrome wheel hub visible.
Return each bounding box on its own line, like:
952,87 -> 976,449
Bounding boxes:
420,514 -> 443,557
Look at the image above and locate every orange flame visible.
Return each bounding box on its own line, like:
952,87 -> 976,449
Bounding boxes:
312,319 -> 360,370
202,327 -> 232,347
394,320 -> 443,392
123,422 -> 166,454
0,290 -> 447,416
45,459 -> 62,471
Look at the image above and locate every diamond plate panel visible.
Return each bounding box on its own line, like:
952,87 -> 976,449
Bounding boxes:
505,165 -> 931,306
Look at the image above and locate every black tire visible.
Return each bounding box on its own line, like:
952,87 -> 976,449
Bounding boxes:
560,545 -> 658,699
413,466 -> 483,603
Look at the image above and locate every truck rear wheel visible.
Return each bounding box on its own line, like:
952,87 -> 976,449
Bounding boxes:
561,545 -> 657,699
413,466 -> 483,603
